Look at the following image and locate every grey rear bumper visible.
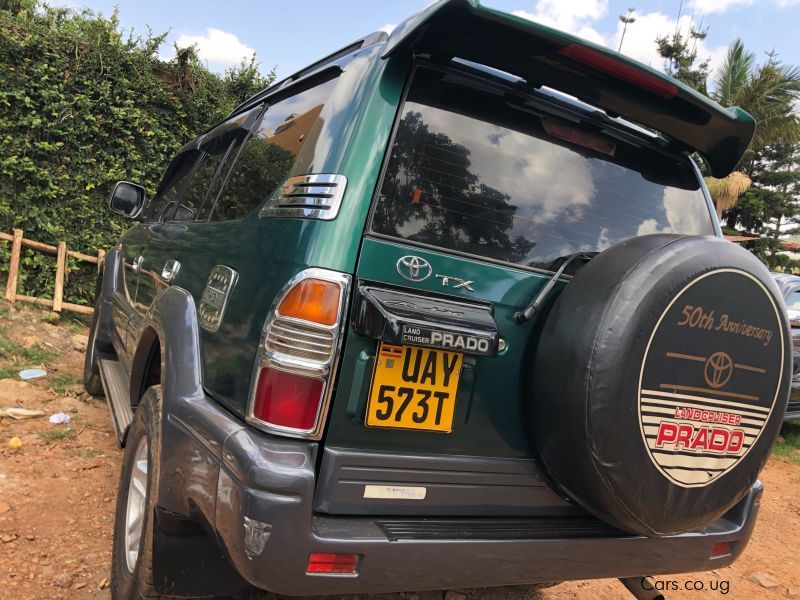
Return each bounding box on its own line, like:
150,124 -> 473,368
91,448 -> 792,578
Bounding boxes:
217,427 -> 762,596
164,394 -> 763,597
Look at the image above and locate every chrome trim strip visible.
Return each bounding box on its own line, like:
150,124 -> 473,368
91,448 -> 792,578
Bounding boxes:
260,174 -> 348,221
246,267 -> 352,440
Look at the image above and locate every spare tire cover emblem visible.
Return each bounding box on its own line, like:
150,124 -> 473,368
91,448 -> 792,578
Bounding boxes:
638,268 -> 784,488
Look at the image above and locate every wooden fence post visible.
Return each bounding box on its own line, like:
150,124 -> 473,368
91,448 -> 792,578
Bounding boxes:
4,228 -> 23,302
53,241 -> 67,312
97,248 -> 106,273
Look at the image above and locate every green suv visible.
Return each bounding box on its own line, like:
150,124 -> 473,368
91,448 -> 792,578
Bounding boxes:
85,1 -> 792,598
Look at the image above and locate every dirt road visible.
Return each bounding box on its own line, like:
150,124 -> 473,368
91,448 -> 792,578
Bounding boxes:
1,302 -> 798,599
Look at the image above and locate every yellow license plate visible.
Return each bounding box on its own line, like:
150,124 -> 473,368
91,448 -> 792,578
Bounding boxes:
366,343 -> 463,432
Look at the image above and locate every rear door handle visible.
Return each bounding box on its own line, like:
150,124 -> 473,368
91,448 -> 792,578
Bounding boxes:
161,259 -> 181,282
131,255 -> 143,273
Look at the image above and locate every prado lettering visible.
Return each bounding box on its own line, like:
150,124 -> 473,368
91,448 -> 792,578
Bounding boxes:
655,422 -> 745,454
430,330 -> 491,353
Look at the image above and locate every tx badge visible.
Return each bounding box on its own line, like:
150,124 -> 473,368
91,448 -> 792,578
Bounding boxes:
396,255 -> 475,291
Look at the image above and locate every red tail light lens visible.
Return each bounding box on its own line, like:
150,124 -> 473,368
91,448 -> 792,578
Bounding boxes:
306,553 -> 358,574
559,43 -> 678,99
252,367 -> 323,431
710,542 -> 733,558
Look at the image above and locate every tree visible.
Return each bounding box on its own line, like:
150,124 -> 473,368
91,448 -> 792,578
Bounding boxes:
724,142 -> 800,268
705,172 -> 751,217
712,41 -> 800,154
655,23 -> 710,93
708,41 -> 800,219
372,110 -> 534,264
0,2 -> 276,303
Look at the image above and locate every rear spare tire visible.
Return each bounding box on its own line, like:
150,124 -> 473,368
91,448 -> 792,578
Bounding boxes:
531,234 -> 790,536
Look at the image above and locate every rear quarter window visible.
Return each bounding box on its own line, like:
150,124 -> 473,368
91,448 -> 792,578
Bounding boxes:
371,67 -> 714,271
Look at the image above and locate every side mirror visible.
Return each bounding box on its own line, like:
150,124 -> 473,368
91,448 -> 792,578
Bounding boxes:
109,181 -> 146,218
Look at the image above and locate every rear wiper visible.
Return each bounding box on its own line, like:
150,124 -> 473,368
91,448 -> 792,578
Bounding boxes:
514,252 -> 595,324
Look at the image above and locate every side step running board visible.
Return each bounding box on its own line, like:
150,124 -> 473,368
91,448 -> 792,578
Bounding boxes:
99,359 -> 133,447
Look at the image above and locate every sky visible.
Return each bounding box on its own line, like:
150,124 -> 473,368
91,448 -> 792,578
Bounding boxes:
50,0 -> 800,89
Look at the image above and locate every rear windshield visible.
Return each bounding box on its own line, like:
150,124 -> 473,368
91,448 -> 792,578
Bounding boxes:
370,67 -> 714,271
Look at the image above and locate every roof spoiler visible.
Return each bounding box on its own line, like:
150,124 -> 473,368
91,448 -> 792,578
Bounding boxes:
382,0 -> 754,177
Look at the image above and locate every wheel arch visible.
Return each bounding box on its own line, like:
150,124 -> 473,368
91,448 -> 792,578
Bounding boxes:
128,286 -> 219,528
129,285 -> 204,408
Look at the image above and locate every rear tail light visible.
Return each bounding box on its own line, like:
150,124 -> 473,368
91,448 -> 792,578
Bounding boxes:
252,367 -> 324,431
710,541 -> 733,558
278,278 -> 341,326
558,43 -> 678,99
306,552 -> 359,574
247,269 -> 350,439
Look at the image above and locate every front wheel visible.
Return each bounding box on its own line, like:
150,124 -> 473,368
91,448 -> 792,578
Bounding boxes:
110,386 -> 162,599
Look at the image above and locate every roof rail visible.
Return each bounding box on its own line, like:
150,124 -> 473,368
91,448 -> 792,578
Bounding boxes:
230,31 -> 388,115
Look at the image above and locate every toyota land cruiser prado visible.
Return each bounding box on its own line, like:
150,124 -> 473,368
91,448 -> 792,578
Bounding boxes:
85,1 -> 792,598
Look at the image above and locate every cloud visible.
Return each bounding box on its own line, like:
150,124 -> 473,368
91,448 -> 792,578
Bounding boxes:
513,0 -> 608,46
689,0 -> 800,12
172,28 -> 254,67
687,0 -> 755,13
638,187 -> 708,236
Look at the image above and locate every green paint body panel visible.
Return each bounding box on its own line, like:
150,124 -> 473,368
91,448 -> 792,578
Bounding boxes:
326,237 -> 554,459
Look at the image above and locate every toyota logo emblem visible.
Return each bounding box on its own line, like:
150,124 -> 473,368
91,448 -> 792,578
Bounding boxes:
704,351 -> 734,389
396,255 -> 432,282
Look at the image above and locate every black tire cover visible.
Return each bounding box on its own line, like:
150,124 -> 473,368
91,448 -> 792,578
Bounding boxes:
530,234 -> 791,536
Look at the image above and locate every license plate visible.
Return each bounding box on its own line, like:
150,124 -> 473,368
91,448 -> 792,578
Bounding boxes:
366,343 -> 463,432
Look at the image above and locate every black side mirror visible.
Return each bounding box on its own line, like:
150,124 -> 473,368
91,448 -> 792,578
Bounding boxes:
109,181 -> 146,218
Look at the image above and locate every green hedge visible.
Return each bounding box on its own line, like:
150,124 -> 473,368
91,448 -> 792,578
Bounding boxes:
0,1 -> 274,304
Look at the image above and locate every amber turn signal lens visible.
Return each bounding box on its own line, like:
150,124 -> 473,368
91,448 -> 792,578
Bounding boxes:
278,278 -> 341,326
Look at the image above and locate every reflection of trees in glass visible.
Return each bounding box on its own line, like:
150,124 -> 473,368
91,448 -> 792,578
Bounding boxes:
179,153 -> 226,219
374,111 -> 534,263
212,141 -> 294,221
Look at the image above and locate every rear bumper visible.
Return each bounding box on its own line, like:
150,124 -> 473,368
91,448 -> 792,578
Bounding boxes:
786,384 -> 800,420
212,419 -> 763,596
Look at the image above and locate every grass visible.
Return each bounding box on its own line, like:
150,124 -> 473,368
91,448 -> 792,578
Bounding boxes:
773,421 -> 800,465
40,311 -> 59,324
50,372 -> 81,395
66,447 -> 104,459
0,330 -> 55,379
0,336 -> 54,364
38,428 -> 76,443
66,321 -> 85,334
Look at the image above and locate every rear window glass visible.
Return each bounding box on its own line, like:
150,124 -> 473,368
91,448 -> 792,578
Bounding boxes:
370,67 -> 714,271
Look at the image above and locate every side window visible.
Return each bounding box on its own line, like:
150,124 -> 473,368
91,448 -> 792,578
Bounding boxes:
209,75 -> 338,222
165,106 -> 262,222
786,289 -> 800,310
145,149 -> 201,222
